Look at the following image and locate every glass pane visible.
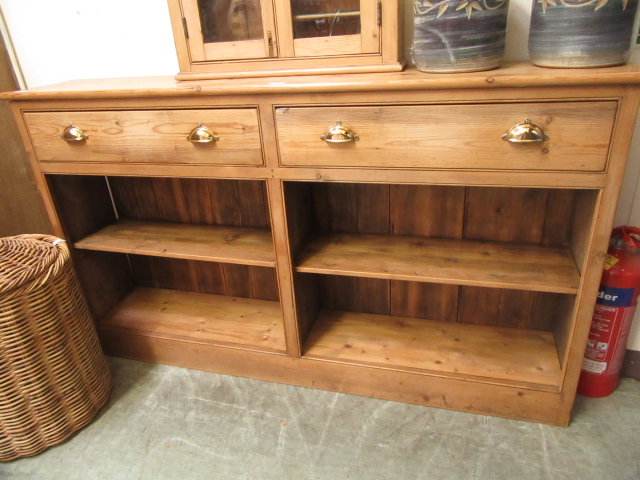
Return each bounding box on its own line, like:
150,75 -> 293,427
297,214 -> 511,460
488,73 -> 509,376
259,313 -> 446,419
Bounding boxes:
291,0 -> 361,39
197,0 -> 264,43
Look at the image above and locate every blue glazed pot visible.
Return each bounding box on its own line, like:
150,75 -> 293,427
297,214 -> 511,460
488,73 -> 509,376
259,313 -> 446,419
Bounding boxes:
529,0 -> 640,68
412,0 -> 509,73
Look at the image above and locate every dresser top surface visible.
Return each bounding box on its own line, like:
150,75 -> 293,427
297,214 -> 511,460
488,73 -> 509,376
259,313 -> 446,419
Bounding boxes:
5,62 -> 640,101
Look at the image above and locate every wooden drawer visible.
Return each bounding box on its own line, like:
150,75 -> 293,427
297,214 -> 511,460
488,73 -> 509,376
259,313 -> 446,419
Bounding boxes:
275,102 -> 617,171
24,109 -> 263,165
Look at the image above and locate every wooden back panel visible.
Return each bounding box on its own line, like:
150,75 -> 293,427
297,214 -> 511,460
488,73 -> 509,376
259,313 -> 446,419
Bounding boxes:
130,256 -> 279,302
109,177 -> 271,228
288,182 -> 582,332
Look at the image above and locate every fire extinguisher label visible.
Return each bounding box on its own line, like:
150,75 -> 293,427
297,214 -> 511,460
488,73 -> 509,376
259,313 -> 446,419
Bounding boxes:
582,303 -> 636,375
603,254 -> 620,270
582,358 -> 607,374
596,284 -> 636,307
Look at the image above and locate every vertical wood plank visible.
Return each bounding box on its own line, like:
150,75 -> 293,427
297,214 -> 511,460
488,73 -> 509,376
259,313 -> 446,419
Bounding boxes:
457,286 -> 535,329
266,178 -> 301,356
72,250 -> 134,321
570,189 -> 599,275
284,182 -> 315,256
294,272 -> 321,344
311,182 -> 330,233
390,185 -> 465,238
180,177 -> 215,224
354,183 -> 390,235
531,292 -> 574,332
321,275 -> 390,315
132,256 -> 197,292
110,177 -> 158,221
464,187 -> 549,243
325,183 -> 390,234
390,281 -> 458,322
325,183 -> 359,233
130,256 -> 229,295
153,177 -> 183,223
273,0 -> 295,57
249,266 -> 280,301
222,263 -> 252,297
550,294 -> 579,370
208,178 -> 241,225
47,174 -> 116,243
190,259 -> 231,295
236,180 -> 270,228
542,189 -> 577,246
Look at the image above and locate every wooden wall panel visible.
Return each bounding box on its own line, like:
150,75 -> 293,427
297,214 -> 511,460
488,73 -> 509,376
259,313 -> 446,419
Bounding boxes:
46,174 -> 116,243
130,255 -> 279,301
249,265 -> 280,301
464,187 -> 549,243
318,275 -> 390,315
531,292 -> 574,332
390,185 -> 465,238
390,281 -> 458,322
109,177 -> 271,228
314,183 -> 391,234
284,182 -> 314,256
542,190 -> 577,245
71,250 -> 134,321
457,287 -> 535,329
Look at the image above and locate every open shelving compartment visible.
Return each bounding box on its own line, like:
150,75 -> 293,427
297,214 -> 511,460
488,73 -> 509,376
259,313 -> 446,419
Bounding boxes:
284,181 -> 598,391
46,174 -> 286,355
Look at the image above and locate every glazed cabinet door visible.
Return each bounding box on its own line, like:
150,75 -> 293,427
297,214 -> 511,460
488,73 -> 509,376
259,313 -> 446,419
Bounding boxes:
277,0 -> 381,57
181,0 -> 278,61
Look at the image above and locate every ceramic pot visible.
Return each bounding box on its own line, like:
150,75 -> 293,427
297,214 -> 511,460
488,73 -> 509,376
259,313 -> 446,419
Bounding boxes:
529,0 -> 640,68
412,0 -> 509,73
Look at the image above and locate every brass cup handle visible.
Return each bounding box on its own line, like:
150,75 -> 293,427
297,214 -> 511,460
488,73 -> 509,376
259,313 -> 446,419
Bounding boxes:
187,123 -> 219,143
502,119 -> 549,143
61,123 -> 89,142
320,121 -> 359,143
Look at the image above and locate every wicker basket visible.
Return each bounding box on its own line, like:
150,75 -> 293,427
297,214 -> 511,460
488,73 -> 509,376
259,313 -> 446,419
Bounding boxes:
0,234 -> 111,461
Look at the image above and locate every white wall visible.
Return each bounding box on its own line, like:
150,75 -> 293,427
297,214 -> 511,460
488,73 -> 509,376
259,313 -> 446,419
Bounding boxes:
2,0 -> 640,349
0,0 -> 178,88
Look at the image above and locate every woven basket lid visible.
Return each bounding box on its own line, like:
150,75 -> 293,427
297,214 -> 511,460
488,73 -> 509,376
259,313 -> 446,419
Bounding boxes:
0,234 -> 68,295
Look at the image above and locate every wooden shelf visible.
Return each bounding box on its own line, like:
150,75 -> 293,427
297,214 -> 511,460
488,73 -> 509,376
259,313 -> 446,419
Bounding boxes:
75,219 -> 275,267
304,310 -> 563,390
100,287 -> 285,353
296,233 -> 580,294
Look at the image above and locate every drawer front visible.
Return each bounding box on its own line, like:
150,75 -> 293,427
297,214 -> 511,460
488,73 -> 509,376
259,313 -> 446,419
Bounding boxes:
275,102 -> 617,171
24,109 -> 263,165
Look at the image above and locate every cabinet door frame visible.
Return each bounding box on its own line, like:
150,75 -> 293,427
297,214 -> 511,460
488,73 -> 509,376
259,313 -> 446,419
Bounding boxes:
180,0 -> 278,62
276,0 -> 381,58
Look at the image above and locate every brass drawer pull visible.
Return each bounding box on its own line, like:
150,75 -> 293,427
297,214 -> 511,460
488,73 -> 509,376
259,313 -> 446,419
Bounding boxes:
502,119 -> 549,143
320,121 -> 359,143
187,123 -> 219,143
61,123 -> 88,142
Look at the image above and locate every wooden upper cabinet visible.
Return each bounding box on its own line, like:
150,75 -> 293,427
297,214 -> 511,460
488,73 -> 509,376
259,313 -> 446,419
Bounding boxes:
181,0 -> 277,62
168,0 -> 404,79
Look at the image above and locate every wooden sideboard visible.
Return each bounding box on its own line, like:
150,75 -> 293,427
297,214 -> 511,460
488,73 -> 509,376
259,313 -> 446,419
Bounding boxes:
5,62 -> 640,426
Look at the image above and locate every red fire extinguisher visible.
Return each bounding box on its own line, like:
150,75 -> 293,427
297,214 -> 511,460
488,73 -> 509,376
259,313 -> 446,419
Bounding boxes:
577,226 -> 640,397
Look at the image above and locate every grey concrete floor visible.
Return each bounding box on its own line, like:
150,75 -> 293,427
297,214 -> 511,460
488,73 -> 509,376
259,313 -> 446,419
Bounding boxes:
1,357 -> 639,480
